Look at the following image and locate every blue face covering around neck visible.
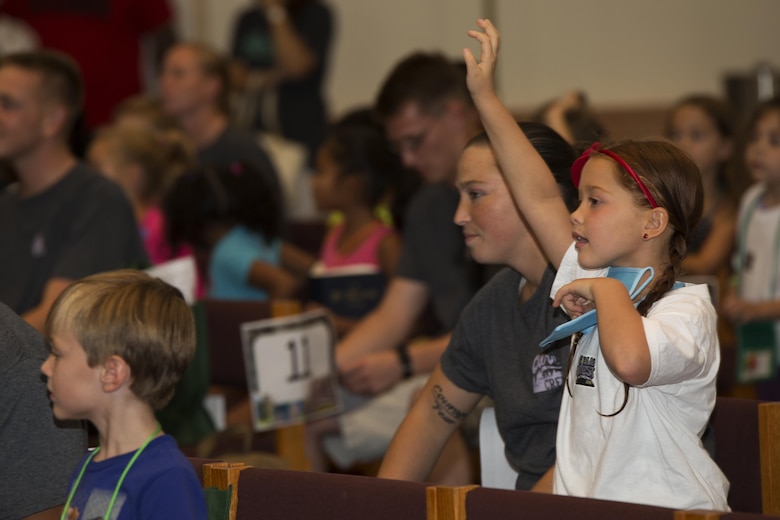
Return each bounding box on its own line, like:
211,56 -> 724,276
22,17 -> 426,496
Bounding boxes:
538,266 -> 654,348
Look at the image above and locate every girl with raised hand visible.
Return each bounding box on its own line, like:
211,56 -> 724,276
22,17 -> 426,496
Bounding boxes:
463,19 -> 728,510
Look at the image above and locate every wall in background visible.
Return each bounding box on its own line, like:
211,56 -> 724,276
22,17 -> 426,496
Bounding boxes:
170,0 -> 780,121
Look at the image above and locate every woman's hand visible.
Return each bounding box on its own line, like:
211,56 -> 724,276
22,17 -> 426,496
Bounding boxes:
463,19 -> 500,103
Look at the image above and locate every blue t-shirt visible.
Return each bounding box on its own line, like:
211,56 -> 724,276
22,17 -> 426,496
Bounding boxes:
64,435 -> 206,520
209,224 -> 282,300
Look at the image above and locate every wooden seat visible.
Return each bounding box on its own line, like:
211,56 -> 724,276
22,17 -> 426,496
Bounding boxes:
758,401 -> 780,515
234,467 -> 428,520
428,485 -> 678,520
710,398 -> 780,515
710,397 -> 763,513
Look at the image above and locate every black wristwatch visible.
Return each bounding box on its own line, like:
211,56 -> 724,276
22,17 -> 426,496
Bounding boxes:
396,344 -> 413,379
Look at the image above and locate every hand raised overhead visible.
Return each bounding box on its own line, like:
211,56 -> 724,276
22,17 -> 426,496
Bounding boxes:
463,19 -> 500,102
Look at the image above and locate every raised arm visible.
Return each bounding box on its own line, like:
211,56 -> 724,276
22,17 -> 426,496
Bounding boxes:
463,19 -> 572,269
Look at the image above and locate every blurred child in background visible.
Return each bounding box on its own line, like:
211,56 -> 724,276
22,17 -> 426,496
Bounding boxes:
666,95 -> 738,278
310,115 -> 403,335
722,97 -> 780,399
164,161 -> 314,300
88,125 -> 194,265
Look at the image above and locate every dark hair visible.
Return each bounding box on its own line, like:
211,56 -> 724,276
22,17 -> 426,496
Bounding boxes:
666,95 -> 737,195
466,121 -> 579,212
745,96 -> 780,138
0,49 -> 84,132
326,106 -> 421,230
533,92 -> 607,148
164,161 -> 282,249
727,97 -> 780,205
324,111 -> 403,208
375,52 -> 472,121
567,139 -> 703,416
666,94 -> 735,140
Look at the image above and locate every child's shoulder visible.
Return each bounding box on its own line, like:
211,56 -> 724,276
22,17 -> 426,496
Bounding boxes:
134,436 -> 207,518
650,281 -> 715,319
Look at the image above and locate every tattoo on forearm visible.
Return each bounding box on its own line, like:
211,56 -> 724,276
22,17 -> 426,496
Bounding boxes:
431,384 -> 467,424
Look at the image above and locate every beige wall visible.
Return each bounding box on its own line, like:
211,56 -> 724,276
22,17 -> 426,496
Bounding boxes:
171,0 -> 780,119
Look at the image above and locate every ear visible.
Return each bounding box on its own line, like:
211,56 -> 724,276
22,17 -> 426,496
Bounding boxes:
441,99 -> 470,126
100,355 -> 131,393
41,104 -> 68,138
643,208 -> 669,239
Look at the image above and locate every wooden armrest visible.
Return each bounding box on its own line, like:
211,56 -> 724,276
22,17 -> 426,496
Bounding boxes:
426,485 -> 479,520
203,462 -> 249,520
759,401 -> 780,515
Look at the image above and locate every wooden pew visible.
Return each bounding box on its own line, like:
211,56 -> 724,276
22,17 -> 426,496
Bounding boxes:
676,511 -> 780,520
710,398 -> 780,515
197,463 -> 780,520
429,485 -> 678,520
759,401 -> 780,516
429,486 -> 780,520
234,467 -> 428,520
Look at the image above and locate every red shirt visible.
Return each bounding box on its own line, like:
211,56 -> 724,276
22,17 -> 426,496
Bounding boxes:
3,0 -> 172,128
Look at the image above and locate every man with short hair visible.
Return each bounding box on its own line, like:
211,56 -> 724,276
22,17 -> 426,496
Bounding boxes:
0,50 -> 147,331
159,42 -> 283,210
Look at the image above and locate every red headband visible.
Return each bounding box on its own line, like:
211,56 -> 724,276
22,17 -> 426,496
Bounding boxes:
570,142 -> 658,208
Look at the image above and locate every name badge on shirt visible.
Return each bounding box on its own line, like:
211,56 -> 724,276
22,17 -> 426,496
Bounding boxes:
736,321 -> 778,383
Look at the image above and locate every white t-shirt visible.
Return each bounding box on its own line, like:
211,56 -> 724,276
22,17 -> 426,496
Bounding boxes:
551,243 -> 729,511
737,183 -> 780,302
735,183 -> 780,359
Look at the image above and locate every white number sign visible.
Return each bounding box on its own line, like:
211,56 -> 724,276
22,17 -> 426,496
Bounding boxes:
241,309 -> 341,431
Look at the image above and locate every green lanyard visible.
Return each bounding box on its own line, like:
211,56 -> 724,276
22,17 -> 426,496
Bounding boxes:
60,423 -> 162,520
736,189 -> 780,298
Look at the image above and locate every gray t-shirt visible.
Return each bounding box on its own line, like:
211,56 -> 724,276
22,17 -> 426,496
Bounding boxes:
0,163 -> 148,314
0,301 -> 87,519
395,183 -> 479,332
441,266 -> 570,490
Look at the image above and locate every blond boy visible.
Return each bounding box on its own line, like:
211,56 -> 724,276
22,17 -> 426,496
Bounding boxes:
41,270 -> 206,519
